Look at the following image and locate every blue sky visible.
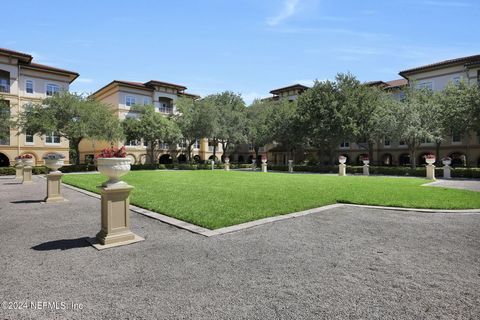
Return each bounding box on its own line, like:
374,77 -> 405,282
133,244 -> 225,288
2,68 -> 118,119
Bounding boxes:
2,0 -> 479,103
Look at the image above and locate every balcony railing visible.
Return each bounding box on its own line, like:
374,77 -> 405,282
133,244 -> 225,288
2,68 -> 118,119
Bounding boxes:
0,84 -> 10,93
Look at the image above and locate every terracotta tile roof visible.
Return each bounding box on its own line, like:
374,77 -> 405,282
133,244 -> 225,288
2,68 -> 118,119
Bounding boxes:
0,47 -> 32,62
25,62 -> 79,78
270,83 -> 309,95
385,79 -> 408,88
364,81 -> 387,87
399,54 -> 480,77
144,80 -> 187,91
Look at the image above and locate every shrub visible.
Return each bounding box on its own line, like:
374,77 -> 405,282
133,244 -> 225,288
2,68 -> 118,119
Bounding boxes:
59,164 -> 97,173
0,166 -> 49,175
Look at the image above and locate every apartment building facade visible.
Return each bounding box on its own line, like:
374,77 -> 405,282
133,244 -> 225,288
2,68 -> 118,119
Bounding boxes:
265,54 -> 480,166
0,48 -> 78,167
82,80 -> 222,164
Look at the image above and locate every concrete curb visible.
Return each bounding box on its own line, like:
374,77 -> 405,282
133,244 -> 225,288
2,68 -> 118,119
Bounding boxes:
56,176 -> 480,237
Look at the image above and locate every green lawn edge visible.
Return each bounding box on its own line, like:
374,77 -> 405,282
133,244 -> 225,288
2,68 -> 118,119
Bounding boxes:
62,171 -> 480,229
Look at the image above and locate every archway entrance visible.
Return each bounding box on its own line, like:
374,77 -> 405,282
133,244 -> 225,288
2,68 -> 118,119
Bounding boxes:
177,154 -> 187,163
0,152 -> 9,167
449,152 -> 466,167
399,153 -> 410,166
159,154 -> 173,164
381,154 -> 392,166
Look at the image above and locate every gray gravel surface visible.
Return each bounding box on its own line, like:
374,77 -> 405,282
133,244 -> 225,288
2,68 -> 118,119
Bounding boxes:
1,175 -> 479,320
425,179 -> 480,192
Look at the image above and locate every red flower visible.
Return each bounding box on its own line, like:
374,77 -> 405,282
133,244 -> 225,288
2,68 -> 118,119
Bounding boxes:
96,146 -> 127,158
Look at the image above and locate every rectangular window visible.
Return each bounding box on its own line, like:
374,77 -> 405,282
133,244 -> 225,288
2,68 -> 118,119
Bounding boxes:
421,138 -> 432,144
451,76 -> 461,85
46,84 -> 60,96
340,140 -> 350,148
45,132 -> 60,144
416,81 -> 433,90
0,70 -> 10,93
159,103 -> 172,113
125,96 -> 136,107
178,139 -> 187,149
126,139 -> 141,146
25,131 -> 34,144
26,80 -> 34,94
384,137 -> 391,147
193,139 -> 200,149
159,143 -> 169,150
143,97 -> 150,105
452,134 -> 461,143
399,140 -> 406,146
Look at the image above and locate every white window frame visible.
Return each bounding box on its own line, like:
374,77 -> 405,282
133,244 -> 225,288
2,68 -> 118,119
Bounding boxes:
125,96 -> 136,107
416,81 -> 434,91
45,132 -> 60,144
383,137 -> 391,147
26,80 -> 34,94
451,76 -> 461,85
46,83 -> 60,96
339,140 -> 350,149
193,139 -> 200,149
143,97 -> 150,105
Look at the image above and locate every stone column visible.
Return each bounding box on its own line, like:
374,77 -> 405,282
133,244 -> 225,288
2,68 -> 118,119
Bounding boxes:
224,163 -> 230,171
94,184 -> 143,247
426,164 -> 436,180
363,164 -> 369,176
252,160 -> 256,171
22,165 -> 33,184
443,165 -> 451,179
45,172 -> 66,203
288,160 -> 294,173
211,160 -> 215,170
261,161 -> 267,173
339,163 -> 346,176
15,164 -> 23,179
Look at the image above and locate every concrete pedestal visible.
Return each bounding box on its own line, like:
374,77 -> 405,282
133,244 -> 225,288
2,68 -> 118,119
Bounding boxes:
363,164 -> 369,176
443,165 -> 451,179
252,161 -> 256,171
22,166 -> 33,184
45,172 -> 66,203
15,165 -> 23,179
92,184 -> 144,249
224,163 -> 230,171
261,163 -> 267,172
426,164 -> 436,180
339,163 -> 346,176
288,160 -> 293,173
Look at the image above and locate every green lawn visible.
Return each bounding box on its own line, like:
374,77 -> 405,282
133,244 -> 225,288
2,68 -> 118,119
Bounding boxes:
62,170 -> 480,229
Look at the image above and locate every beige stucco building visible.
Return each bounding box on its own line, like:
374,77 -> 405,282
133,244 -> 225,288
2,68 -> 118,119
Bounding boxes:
266,54 -> 480,166
0,48 -> 78,167
81,80 -> 222,164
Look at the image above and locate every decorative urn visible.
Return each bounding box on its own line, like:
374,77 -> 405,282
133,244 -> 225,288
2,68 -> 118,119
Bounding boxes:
224,157 -> 230,164
261,157 -> 267,164
43,153 -> 65,173
95,147 -> 131,187
425,155 -> 436,165
442,157 -> 452,166
362,156 -> 369,165
338,156 -> 347,164
21,154 -> 34,166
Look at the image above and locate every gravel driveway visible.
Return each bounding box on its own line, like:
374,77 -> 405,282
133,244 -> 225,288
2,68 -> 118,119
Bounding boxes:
1,175 -> 479,320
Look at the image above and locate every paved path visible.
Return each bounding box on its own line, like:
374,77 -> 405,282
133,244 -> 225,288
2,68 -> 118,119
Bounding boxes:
425,179 -> 480,192
1,175 -> 479,320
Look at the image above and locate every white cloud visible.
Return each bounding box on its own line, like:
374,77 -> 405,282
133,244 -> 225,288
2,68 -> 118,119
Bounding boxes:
76,78 -> 94,83
241,92 -> 266,105
423,1 -> 472,7
266,0 -> 301,26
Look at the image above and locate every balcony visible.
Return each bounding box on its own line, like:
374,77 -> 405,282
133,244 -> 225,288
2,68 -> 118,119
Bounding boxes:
0,70 -> 10,93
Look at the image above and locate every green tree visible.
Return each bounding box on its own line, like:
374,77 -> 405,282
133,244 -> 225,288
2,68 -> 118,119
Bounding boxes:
296,77 -> 353,164
18,91 -> 123,164
122,105 -> 181,164
386,87 -> 439,169
246,99 -> 276,160
0,98 -> 11,142
438,81 -> 480,166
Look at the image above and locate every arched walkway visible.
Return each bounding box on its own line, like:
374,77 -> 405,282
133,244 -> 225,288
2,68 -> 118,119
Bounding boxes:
159,154 -> 173,164
126,154 -> 136,165
177,154 -> 187,163
208,155 -> 218,162
0,152 -> 10,167
449,152 -> 466,167
399,153 -> 410,166
193,155 -> 201,163
381,153 -> 392,166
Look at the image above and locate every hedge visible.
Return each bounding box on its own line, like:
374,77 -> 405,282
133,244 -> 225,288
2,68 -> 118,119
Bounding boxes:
0,166 -> 49,175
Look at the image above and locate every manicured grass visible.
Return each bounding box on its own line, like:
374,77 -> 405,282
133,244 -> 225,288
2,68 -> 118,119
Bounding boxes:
62,171 -> 480,229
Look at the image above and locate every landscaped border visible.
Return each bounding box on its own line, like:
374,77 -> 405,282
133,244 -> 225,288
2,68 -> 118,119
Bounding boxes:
59,177 -> 480,237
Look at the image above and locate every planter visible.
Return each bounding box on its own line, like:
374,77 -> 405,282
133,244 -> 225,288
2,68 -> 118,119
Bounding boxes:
362,160 -> 370,165
224,157 -> 230,164
425,158 -> 436,165
44,159 -> 65,173
261,159 -> 267,164
442,159 -> 451,166
22,158 -> 34,167
15,159 -> 23,166
338,156 -> 347,164
96,157 -> 131,187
